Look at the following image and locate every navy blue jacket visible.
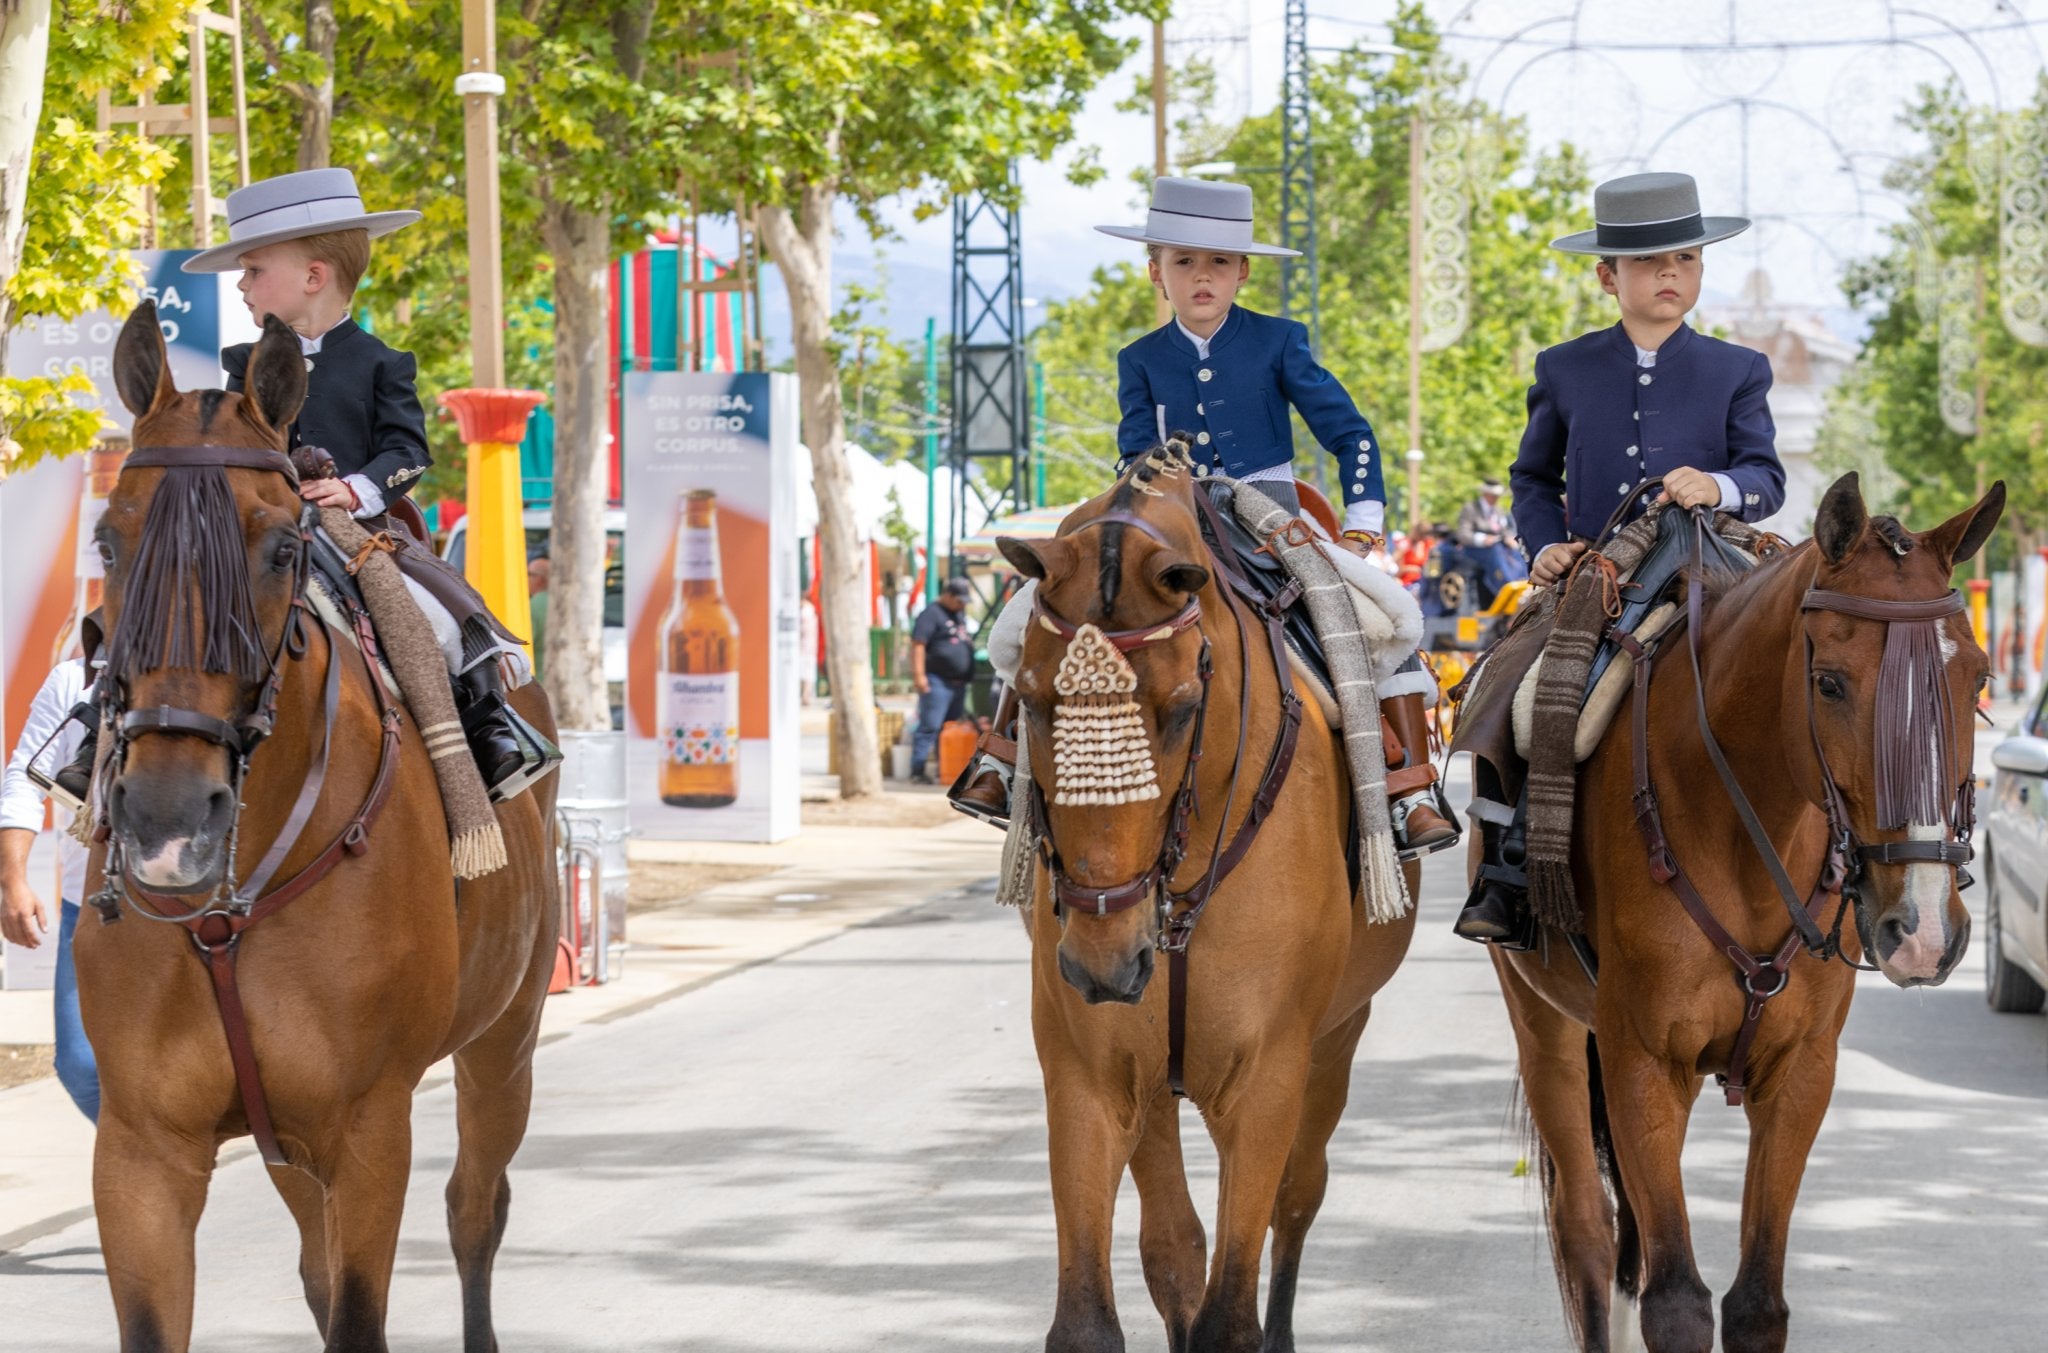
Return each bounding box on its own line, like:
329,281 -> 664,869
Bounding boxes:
223,318 -> 432,502
1116,306 -> 1386,511
1509,322 -> 1783,558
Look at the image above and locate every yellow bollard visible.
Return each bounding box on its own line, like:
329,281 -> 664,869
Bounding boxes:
440,388 -> 546,657
1967,578 -> 1991,709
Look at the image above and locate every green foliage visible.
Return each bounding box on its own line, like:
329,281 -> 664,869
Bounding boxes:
1029,4 -> 1603,526
1829,79 -> 2048,555
832,278 -> 921,462
1,0 -> 187,470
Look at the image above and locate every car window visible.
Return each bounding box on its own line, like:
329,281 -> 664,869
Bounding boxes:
2033,682 -> 2048,737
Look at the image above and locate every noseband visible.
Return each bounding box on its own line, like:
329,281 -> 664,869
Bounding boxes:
1026,494 -> 1307,1098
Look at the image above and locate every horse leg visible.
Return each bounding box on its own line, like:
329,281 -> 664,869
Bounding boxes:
1130,1090 -> 1205,1351
1187,1056 -> 1312,1353
92,1112 -> 214,1353
1260,1003 -> 1370,1353
269,1163 -> 334,1340
1720,1052 -> 1837,1353
317,1085 -> 415,1353
1497,957 -> 1623,1352
1599,1042 -> 1713,1353
1044,1080 -> 1142,1353
445,997 -> 545,1353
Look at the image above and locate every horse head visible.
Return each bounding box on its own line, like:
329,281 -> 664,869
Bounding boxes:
97,301 -> 309,893
999,443 -> 1216,1005
1805,471 -> 2004,987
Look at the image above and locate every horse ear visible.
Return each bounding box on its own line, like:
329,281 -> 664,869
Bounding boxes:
999,535 -> 1077,583
1813,472 -> 1867,565
113,300 -> 175,416
1154,558 -> 1209,596
244,314 -> 308,435
1923,480 -> 2006,568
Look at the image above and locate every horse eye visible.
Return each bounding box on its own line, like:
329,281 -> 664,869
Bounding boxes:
271,541 -> 299,572
96,540 -> 115,568
1816,672 -> 1846,701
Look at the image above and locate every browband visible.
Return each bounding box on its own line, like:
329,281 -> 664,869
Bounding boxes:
1802,588 -> 1966,623
124,444 -> 300,488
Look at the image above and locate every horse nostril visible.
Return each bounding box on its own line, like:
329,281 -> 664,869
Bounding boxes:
206,786 -> 235,828
1876,913 -> 1911,955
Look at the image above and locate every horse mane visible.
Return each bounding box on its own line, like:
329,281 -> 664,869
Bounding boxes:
105,461 -> 269,684
1693,536 -> 1814,610
1092,438 -> 1196,617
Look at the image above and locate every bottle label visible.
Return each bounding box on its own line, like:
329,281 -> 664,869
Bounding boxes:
659,672 -> 738,766
678,526 -> 718,580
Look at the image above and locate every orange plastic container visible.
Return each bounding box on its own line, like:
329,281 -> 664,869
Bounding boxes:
938,720 -> 979,785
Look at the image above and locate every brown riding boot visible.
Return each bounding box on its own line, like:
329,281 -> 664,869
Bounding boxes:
948,688 -> 1018,829
1382,689 -> 1458,857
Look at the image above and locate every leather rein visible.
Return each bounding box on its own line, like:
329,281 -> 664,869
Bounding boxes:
88,444 -> 406,1166
1028,498 -> 1306,1099
1622,511 -> 1974,1106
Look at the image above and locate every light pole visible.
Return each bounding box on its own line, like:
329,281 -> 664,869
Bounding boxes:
1405,446 -> 1424,538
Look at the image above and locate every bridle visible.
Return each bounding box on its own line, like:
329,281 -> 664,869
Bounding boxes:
1026,496 -> 1305,1098
87,442 -> 405,1165
1624,510 -> 1975,1105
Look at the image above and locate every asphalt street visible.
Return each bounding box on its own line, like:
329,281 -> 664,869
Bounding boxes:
1,835 -> 2045,1350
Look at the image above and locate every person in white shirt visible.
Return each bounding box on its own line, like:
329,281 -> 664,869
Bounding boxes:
1,658 -> 100,1122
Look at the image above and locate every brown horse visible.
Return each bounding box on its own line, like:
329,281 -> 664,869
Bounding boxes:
73,303 -> 559,1353
1494,474 -> 2002,1352
1002,443 -> 1421,1353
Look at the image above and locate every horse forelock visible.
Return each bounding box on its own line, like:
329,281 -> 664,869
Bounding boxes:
105,462 -> 271,685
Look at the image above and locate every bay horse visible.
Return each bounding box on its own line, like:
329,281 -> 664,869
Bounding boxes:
73,303 -> 559,1353
1001,442 -> 1422,1353
1495,474 -> 2002,1352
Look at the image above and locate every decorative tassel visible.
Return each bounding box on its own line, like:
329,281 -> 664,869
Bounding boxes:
450,823 -> 508,881
1049,625 -> 1160,807
1527,859 -> 1583,934
1362,831 -> 1408,924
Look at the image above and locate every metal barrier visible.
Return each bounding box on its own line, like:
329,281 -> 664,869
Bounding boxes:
552,730 -> 631,989
557,810 -> 614,986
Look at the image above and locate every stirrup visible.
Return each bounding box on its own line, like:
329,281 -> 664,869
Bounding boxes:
1391,787 -> 1462,861
487,705 -> 564,804
26,762 -> 86,819
946,751 -> 1014,829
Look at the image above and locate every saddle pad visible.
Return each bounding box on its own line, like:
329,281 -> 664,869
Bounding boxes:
1512,600 -> 1681,764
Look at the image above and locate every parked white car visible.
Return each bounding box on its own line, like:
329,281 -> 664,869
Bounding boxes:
1982,692 -> 2048,1014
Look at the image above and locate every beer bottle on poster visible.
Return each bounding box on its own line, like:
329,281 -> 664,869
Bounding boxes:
658,489 -> 741,807
50,443 -> 127,665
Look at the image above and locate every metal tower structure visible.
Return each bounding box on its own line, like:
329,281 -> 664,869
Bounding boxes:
1279,0 -> 1319,354
949,163 -> 1032,588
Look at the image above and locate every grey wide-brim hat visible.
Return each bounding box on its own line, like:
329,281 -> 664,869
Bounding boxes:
1096,176 -> 1299,258
1551,171 -> 1749,256
183,168 -> 421,273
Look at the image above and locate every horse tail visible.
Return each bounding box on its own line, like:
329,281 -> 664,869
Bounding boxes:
1586,1032 -> 1643,1304
1515,1073 -> 1590,1346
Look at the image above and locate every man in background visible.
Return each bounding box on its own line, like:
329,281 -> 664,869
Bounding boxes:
909,579 -> 975,785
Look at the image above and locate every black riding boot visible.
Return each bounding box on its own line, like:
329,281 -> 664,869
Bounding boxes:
47,699 -> 101,816
457,662 -> 540,798
1454,796 -> 1534,948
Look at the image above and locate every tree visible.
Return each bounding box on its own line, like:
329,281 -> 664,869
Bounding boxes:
1,0 -> 183,471
1827,79 -> 2048,568
681,0 -> 1159,797
1029,4 -> 1602,533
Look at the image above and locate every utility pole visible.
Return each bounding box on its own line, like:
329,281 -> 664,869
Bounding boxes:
458,0 -> 506,388
1406,111 -> 1425,537
1152,19 -> 1169,325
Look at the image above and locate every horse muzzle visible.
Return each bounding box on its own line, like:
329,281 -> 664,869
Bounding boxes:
109,769 -> 236,893
1861,887 -> 1971,988
1057,940 -> 1156,1006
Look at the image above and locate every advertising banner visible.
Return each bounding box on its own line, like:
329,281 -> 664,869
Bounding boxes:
621,371 -> 800,842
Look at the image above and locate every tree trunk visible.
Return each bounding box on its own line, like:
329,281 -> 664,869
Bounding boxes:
297,0 -> 335,171
760,181 -> 882,798
539,197 -> 614,731
0,0 -> 53,378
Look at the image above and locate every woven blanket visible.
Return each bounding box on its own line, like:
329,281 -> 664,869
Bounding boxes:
320,510 -> 507,879
1232,482 -> 1414,923
1524,507 -> 1768,931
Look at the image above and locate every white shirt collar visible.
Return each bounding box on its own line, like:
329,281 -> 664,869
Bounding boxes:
1633,343 -> 1657,367
300,331 -> 324,355
1175,316 -> 1216,360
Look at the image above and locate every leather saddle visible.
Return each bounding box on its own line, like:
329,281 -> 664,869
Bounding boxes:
1195,480 -> 1333,695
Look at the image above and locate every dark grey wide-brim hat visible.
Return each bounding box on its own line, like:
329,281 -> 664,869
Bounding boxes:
183,168 -> 421,273
1096,176 -> 1299,258
1551,171 -> 1749,256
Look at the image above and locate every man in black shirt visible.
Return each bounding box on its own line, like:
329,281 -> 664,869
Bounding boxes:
909,579 -> 976,784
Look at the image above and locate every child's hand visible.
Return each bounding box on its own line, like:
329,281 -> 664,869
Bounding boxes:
1659,467 -> 1722,511
301,477 -> 359,512
1531,541 -> 1588,587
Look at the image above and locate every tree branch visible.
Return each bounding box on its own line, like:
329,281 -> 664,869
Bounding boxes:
240,4 -> 313,103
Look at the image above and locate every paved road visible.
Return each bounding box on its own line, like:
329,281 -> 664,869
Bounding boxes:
2,839 -> 2045,1350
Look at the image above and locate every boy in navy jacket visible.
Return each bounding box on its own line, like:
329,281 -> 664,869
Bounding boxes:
1458,171 -> 1787,942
